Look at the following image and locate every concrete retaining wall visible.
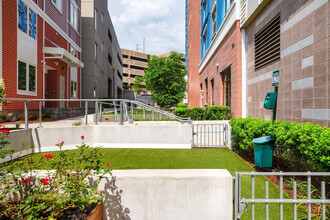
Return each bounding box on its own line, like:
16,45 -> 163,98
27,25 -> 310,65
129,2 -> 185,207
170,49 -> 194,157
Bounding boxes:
0,124 -> 192,162
100,169 -> 232,220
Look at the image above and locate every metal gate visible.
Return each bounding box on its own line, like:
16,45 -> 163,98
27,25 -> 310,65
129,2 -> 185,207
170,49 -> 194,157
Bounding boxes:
234,172 -> 330,220
192,123 -> 228,148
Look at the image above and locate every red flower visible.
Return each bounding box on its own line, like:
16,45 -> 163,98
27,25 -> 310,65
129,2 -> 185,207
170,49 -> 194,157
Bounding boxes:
23,178 -> 31,183
42,178 -> 50,185
99,190 -> 103,195
44,154 -> 53,159
0,129 -> 10,134
106,163 -> 110,167
0,124 -> 3,127
81,136 -> 84,140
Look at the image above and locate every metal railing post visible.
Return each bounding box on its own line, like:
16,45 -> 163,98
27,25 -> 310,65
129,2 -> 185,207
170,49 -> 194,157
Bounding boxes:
143,107 -> 146,119
24,101 -> 28,129
100,103 -> 102,122
39,101 -> 42,128
85,101 -> 88,125
130,102 -> 133,123
119,100 -> 123,125
234,172 -> 239,220
95,101 -> 98,125
152,110 -> 154,120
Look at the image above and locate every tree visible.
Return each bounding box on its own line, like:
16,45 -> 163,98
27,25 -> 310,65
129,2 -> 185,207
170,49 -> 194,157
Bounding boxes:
144,52 -> 187,108
132,76 -> 146,94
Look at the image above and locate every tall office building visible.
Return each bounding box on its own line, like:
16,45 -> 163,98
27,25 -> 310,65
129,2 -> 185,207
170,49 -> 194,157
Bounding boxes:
81,0 -> 123,99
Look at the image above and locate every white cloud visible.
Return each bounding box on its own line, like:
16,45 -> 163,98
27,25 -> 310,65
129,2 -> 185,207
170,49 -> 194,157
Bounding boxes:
108,0 -> 185,55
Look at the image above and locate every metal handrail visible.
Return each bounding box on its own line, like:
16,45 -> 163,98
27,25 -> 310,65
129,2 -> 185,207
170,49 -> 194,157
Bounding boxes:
0,98 -> 191,128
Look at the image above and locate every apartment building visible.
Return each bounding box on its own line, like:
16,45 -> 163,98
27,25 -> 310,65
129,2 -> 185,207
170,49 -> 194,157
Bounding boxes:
187,0 -> 242,118
81,0 -> 123,99
241,0 -> 330,126
1,0 -> 84,110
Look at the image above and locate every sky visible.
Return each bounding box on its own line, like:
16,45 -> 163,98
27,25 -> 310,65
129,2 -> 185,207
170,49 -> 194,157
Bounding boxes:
108,0 -> 185,55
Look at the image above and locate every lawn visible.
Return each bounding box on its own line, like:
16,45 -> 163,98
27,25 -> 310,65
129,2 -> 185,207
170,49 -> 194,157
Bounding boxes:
29,148 -> 296,219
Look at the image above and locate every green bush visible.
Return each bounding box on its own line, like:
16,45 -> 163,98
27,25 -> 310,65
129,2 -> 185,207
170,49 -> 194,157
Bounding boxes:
229,118 -> 330,172
204,105 -> 231,120
190,107 -> 205,120
173,107 -> 191,118
177,103 -> 187,108
174,105 -> 231,120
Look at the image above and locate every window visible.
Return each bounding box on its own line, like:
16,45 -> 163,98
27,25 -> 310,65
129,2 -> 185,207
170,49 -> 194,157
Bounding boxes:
255,15 -> 280,70
94,43 -> 98,64
210,78 -> 214,106
70,46 -> 77,57
117,53 -> 122,66
108,53 -> 112,65
70,1 -> 78,30
204,79 -> 208,105
101,42 -> 104,52
101,12 -> 104,23
211,3 -> 217,37
222,69 -> 231,108
202,0 -> 207,20
94,9 -> 98,31
202,28 -> 207,55
70,67 -> 77,98
52,0 -> 62,12
18,61 -> 36,92
108,29 -> 112,42
18,0 -> 37,39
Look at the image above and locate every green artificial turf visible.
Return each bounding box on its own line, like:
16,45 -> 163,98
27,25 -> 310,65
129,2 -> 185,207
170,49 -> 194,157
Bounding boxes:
28,148 -> 296,219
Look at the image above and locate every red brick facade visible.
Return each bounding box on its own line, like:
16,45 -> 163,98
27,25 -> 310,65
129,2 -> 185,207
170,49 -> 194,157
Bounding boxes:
199,22 -> 242,118
1,0 -> 82,110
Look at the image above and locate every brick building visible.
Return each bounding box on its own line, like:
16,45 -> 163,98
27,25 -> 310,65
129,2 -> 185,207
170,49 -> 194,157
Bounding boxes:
241,0 -> 329,126
186,0 -> 242,118
1,0 -> 83,110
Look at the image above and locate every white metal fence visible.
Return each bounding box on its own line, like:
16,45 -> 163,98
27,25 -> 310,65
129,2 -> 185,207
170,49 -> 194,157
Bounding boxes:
192,123 -> 229,148
234,172 -> 330,220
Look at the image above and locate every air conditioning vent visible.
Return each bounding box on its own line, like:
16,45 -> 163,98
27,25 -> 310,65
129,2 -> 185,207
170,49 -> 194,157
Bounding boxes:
240,0 -> 247,26
255,15 -> 280,70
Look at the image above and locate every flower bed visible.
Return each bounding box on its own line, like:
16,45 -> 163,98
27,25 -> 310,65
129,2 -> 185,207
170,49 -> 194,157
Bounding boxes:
0,131 -> 111,219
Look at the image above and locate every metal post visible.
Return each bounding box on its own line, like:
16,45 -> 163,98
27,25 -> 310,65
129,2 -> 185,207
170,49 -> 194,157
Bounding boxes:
24,101 -> 28,129
321,181 -> 325,220
307,172 -> 311,220
234,172 -> 239,220
100,103 -> 102,122
152,110 -> 154,120
265,181 -> 269,220
293,181 -> 297,220
39,101 -> 42,128
119,101 -> 123,125
251,174 -> 255,220
85,101 -> 88,125
280,172 -> 283,220
143,107 -> 146,119
130,102 -> 134,123
191,124 -> 194,148
272,86 -> 278,123
95,101 -> 98,125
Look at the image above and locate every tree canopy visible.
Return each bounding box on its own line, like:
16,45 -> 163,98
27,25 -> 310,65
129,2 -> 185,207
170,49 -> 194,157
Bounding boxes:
144,52 -> 187,108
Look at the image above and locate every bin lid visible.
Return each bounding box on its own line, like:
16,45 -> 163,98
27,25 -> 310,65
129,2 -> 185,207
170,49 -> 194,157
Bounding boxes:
252,136 -> 274,144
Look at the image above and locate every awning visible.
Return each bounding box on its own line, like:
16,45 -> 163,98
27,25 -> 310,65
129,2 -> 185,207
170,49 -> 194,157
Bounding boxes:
43,47 -> 84,68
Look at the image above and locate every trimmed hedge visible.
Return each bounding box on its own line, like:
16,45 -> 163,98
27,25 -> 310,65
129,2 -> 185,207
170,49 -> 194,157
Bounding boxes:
173,105 -> 231,120
176,103 -> 187,108
229,118 -> 330,172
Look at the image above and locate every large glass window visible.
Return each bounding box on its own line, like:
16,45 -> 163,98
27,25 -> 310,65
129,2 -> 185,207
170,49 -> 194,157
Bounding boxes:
225,71 -> 231,108
211,4 -> 217,37
94,9 -> 98,31
95,43 -> 98,64
70,1 -> 78,30
52,0 -> 62,12
18,0 -> 36,39
18,61 -> 36,92
70,67 -> 77,98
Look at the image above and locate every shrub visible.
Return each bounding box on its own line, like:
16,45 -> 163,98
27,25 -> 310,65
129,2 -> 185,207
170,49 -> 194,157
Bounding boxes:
173,107 -> 191,118
177,103 -> 187,108
204,105 -> 231,120
229,118 -> 330,172
189,107 -> 204,120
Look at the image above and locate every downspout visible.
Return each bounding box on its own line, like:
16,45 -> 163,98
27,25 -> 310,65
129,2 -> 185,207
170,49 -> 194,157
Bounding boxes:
241,28 -> 247,118
42,19 -> 45,107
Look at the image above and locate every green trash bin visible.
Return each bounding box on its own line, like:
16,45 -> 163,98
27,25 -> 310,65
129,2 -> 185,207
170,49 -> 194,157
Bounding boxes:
252,136 -> 274,168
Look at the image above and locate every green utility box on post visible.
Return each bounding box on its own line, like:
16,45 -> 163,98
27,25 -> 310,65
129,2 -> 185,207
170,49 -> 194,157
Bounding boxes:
264,92 -> 277,110
252,136 -> 274,168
